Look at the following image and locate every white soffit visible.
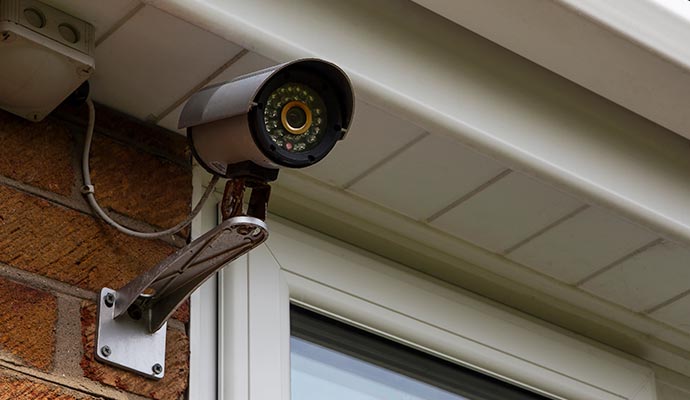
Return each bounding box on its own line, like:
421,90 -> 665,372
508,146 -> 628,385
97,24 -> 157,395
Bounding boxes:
91,6 -> 243,121
145,0 -> 690,251
508,207 -> 658,285
303,101 -> 427,188
430,172 -> 584,253
652,294 -> 690,333
581,242 -> 690,313
348,134 -> 506,220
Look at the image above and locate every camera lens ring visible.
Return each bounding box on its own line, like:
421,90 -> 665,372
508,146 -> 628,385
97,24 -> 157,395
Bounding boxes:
281,101 -> 312,135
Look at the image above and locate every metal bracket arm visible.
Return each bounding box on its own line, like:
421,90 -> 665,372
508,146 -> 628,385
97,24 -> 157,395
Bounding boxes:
95,179 -> 270,379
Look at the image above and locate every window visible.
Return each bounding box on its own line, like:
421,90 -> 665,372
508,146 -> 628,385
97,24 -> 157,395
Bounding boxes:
291,305 -> 548,400
189,171 -> 657,400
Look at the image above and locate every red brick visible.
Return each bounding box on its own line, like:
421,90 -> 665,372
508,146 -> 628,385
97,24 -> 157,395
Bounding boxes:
0,185 -> 176,292
0,110 -> 75,196
0,278 -> 56,370
54,102 -> 190,162
89,134 -> 192,233
171,300 -> 189,324
80,303 -> 189,399
0,372 -> 97,400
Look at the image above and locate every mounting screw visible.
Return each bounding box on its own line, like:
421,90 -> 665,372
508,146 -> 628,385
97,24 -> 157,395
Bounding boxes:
152,363 -> 163,375
100,346 -> 111,357
104,293 -> 115,308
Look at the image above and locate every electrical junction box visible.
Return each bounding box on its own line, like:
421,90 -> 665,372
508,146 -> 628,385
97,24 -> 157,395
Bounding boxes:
0,0 -> 94,121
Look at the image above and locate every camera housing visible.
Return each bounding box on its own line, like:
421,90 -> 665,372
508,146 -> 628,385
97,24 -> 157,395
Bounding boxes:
179,58 -> 354,181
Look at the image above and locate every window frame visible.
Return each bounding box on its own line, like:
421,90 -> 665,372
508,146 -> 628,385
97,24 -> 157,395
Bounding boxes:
189,169 -> 657,400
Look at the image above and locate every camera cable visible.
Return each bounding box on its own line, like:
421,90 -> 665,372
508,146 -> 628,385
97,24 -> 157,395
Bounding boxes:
81,97 -> 219,239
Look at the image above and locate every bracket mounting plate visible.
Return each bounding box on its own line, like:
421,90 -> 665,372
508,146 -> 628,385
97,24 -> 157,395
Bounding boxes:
95,288 -> 167,379
94,215 -> 268,378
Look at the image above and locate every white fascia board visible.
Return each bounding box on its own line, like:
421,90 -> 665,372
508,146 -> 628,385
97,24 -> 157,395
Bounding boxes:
405,0 -> 690,142
556,0 -> 690,71
146,0 -> 690,247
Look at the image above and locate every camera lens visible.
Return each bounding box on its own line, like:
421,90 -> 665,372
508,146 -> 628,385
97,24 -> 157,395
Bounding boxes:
284,104 -> 308,132
264,83 -> 327,153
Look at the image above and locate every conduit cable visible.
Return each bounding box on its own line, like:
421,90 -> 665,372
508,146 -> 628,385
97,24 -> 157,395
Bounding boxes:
81,98 -> 219,239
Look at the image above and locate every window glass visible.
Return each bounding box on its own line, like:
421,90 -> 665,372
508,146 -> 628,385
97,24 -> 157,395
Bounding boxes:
291,306 -> 548,400
293,336 -> 467,400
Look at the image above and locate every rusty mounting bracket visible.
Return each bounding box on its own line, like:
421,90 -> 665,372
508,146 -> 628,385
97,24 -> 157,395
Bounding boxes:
95,179 -> 271,379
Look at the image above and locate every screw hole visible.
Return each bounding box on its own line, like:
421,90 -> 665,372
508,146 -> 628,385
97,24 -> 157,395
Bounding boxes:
104,293 -> 115,308
152,363 -> 163,375
128,306 -> 143,321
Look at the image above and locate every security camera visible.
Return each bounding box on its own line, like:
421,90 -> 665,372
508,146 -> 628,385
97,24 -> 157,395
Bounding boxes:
179,58 -> 354,181
91,59 -> 354,379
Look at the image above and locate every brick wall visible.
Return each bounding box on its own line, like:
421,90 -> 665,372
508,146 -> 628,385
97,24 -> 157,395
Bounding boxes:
0,103 -> 193,399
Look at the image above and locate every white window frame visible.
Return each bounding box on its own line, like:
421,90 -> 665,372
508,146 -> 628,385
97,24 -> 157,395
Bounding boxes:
189,169 -> 657,400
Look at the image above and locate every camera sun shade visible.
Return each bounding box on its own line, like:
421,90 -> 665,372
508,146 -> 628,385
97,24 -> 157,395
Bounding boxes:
179,58 -> 354,178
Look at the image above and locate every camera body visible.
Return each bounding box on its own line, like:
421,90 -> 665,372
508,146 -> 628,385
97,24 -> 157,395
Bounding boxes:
179,58 -> 354,180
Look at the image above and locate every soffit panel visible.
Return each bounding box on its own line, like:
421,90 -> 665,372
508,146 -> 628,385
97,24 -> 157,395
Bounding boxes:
581,242 -> 690,313
303,101 -> 427,188
507,207 -> 658,285
430,172 -> 584,253
90,6 -> 243,120
348,134 -> 507,220
651,294 -> 690,335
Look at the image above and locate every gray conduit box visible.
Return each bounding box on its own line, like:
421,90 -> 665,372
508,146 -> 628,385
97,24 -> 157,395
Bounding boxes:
0,0 -> 94,121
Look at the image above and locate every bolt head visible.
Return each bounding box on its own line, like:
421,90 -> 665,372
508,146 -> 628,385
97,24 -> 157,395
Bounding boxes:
104,293 -> 115,308
152,363 -> 163,375
100,345 -> 111,357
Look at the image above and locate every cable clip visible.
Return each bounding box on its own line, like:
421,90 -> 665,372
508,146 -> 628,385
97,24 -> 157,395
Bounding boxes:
80,184 -> 95,195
